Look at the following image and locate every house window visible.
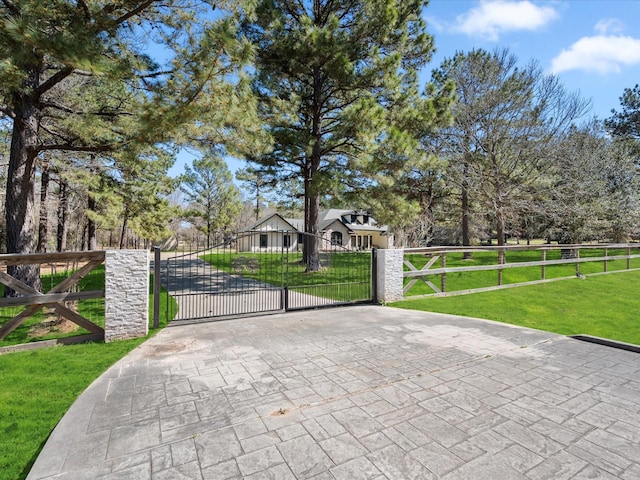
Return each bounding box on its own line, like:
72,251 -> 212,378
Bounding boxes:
297,233 -> 304,244
260,234 -> 268,248
283,235 -> 292,248
331,231 -> 342,246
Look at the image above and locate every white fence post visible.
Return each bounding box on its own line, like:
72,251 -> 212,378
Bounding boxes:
104,250 -> 149,342
376,249 -> 404,303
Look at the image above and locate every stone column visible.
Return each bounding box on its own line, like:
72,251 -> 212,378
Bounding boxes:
104,250 -> 149,342
376,249 -> 404,303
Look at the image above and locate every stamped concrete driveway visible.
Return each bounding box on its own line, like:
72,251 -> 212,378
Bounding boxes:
28,306 -> 640,479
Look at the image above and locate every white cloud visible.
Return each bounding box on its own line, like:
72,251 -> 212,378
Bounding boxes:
551,35 -> 640,74
453,0 -> 559,41
594,18 -> 624,35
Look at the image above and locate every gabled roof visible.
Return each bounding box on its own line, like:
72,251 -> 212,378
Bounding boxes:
320,218 -> 353,233
319,209 -> 353,223
245,213 -> 297,231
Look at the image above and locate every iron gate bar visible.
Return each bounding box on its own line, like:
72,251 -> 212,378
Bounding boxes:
159,230 -> 373,322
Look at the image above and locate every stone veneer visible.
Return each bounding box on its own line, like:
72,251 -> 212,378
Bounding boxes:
376,248 -> 404,303
105,250 -> 149,342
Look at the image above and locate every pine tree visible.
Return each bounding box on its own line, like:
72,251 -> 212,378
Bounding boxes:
606,84 -> 640,141
0,0 -> 254,289
236,165 -> 276,221
180,153 -> 242,249
241,0 -> 451,270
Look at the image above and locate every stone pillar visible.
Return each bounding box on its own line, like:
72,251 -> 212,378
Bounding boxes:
376,249 -> 404,303
105,250 -> 149,342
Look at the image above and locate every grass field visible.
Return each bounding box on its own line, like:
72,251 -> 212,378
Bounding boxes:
201,251 -> 372,301
392,269 -> 640,346
0,276 -> 177,480
403,247 -> 640,295
0,339 -> 147,479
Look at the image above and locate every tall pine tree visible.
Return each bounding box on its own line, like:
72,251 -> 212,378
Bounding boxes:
0,0 -> 254,289
180,153 -> 242,249
242,0 -> 451,270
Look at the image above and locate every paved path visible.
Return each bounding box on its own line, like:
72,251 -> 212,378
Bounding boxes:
28,306 -> 640,479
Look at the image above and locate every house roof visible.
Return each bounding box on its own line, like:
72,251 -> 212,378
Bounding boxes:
320,218 -> 353,233
245,213 -> 297,231
284,218 -> 304,231
244,209 -> 388,234
322,209 -> 388,232
319,209 -> 352,223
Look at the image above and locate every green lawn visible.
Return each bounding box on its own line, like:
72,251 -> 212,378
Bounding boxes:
201,251 -> 372,301
0,339 -> 147,479
0,276 -> 176,480
404,248 -> 640,295
392,269 -> 640,346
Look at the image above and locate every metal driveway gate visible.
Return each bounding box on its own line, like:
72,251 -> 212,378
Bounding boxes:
157,231 -> 373,323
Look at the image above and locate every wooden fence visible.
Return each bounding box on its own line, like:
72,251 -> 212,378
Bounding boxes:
0,251 -> 105,345
403,243 -> 640,299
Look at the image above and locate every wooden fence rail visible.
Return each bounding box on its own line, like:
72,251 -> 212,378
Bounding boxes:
402,243 -> 640,299
0,251 -> 105,341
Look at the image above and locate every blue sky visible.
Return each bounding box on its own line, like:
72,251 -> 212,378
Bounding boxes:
425,0 -> 640,119
172,0 -> 640,181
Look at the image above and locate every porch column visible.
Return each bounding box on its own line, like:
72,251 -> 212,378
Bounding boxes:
376,249 -> 404,303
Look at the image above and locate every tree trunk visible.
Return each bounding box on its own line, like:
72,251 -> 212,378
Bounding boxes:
302,159 -> 321,271
304,64 -> 322,272
303,175 -> 309,265
461,177 -> 471,260
496,207 -> 506,247
6,86 -> 42,292
496,207 -> 506,264
87,195 -> 97,250
37,162 -> 50,252
82,220 -> 88,250
57,179 -> 69,252
119,210 -> 129,249
306,192 -> 320,272
255,183 -> 260,220
424,197 -> 435,247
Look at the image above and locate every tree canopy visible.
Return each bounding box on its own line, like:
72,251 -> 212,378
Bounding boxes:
241,0 -> 453,269
428,48 -> 589,249
606,84 -> 640,142
0,0 -> 256,287
180,152 -> 242,248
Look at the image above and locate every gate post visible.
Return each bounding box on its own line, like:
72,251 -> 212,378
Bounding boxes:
105,250 -> 149,342
375,249 -> 404,303
153,246 -> 161,328
371,248 -> 378,304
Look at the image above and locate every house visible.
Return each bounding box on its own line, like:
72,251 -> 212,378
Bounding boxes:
237,209 -> 394,252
